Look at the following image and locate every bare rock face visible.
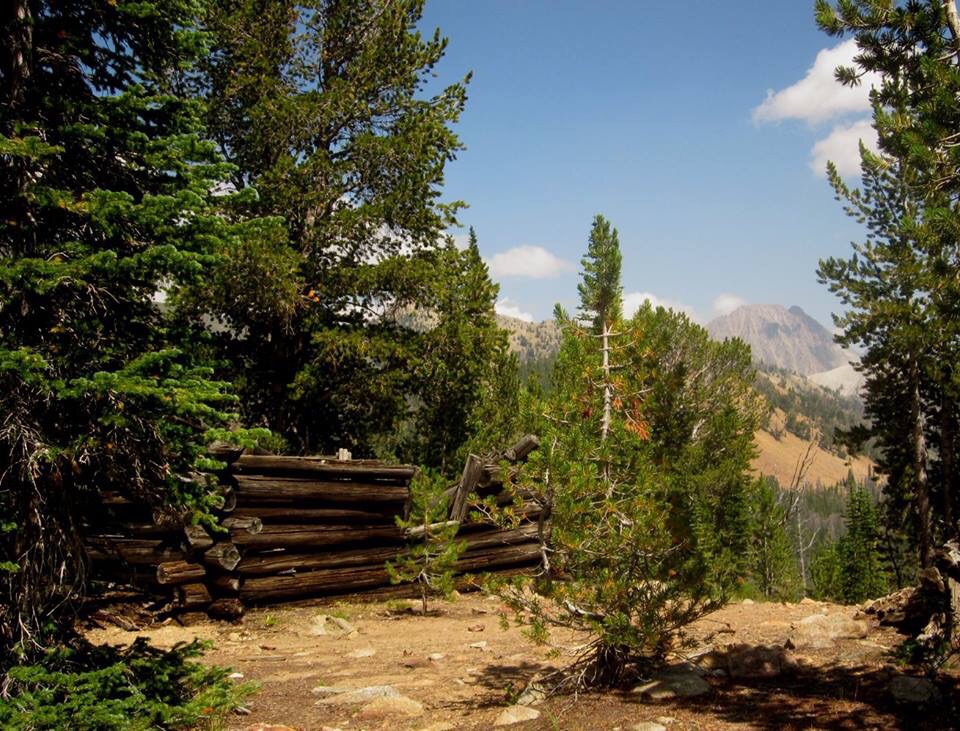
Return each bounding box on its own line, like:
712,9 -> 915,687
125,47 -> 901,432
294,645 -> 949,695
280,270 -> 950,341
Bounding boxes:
706,304 -> 848,375
786,613 -> 870,649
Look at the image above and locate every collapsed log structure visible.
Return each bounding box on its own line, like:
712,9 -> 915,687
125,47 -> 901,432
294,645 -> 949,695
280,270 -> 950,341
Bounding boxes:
85,437 -> 543,618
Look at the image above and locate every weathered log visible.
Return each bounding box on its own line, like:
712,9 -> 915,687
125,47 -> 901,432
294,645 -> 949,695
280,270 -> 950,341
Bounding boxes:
236,525 -> 540,578
156,560 -> 207,586
231,523 -> 403,549
183,525 -> 214,551
233,475 -> 409,505
233,454 -> 416,481
503,434 -> 540,463
207,598 -> 245,621
935,540 -> 960,582
221,516 -> 263,535
203,542 -> 241,572
239,541 -> 541,602
237,545 -> 401,577
86,537 -> 186,565
210,574 -> 241,593
451,454 -> 483,522
176,582 -> 212,608
216,486 -> 237,514
231,505 -> 397,524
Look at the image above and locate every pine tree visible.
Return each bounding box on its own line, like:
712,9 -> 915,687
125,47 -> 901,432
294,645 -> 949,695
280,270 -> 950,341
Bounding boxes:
193,0 -> 499,468
748,479 -> 803,601
494,219 -> 762,689
0,0 -> 256,657
816,0 -> 960,563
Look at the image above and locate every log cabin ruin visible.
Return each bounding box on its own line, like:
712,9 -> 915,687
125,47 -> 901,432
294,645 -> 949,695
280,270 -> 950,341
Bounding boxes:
86,436 -> 543,619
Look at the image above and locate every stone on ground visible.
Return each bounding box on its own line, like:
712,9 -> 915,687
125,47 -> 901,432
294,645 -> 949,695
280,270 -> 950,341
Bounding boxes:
314,685 -> 400,705
724,644 -> 797,679
630,723 -> 667,731
359,695 -> 424,719
787,613 -> 870,649
344,646 -> 376,658
632,667 -> 711,700
888,675 -> 941,705
494,705 -> 541,725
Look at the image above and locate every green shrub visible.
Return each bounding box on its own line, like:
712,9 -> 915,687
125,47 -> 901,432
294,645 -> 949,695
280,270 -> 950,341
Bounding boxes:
0,639 -> 254,730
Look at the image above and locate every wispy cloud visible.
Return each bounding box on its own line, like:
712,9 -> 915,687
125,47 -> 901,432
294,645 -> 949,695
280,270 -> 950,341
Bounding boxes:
753,39 -> 881,177
495,298 -> 535,322
623,291 -> 699,322
712,293 -> 747,317
753,40 -> 878,125
809,119 -> 879,177
488,245 -> 574,279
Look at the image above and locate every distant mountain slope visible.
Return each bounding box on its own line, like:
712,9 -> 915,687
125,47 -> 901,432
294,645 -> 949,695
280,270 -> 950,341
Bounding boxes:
808,362 -> 864,397
706,304 -> 849,375
495,315 -> 561,366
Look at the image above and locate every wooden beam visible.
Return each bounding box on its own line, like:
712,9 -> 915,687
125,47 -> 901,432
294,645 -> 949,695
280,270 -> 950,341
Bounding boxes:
233,455 -> 416,481
233,475 -> 409,505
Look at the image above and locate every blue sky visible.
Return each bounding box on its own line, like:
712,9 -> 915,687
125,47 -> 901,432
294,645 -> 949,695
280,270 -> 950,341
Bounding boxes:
418,1 -> 881,328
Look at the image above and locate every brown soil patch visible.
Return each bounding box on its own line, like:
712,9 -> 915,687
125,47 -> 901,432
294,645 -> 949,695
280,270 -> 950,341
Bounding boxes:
85,595 -> 957,730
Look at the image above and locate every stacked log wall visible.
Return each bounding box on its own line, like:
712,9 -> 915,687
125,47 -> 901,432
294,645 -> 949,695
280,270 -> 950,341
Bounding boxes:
84,437 -> 543,616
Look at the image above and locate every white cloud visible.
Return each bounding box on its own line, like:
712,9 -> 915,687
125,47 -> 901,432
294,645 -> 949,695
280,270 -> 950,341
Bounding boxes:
809,119 -> 879,176
753,40 -> 879,125
623,291 -> 699,322
488,245 -> 574,279
495,298 -> 535,322
712,293 -> 747,317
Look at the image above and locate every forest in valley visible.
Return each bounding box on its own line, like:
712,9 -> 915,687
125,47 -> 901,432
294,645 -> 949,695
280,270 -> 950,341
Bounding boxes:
1,1 -> 959,728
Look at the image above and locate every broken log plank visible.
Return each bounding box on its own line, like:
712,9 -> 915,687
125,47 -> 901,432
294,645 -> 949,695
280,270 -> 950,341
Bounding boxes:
406,520 -> 460,540
503,434 -> 540,462
210,574 -> 241,593
86,537 -> 186,565
156,561 -> 207,586
176,582 -> 212,608
233,475 -> 409,505
203,542 -> 241,572
451,454 -> 483,522
183,525 -> 214,551
231,524 -> 403,549
233,455 -> 416,481
231,505 -> 398,523
221,516 -> 263,535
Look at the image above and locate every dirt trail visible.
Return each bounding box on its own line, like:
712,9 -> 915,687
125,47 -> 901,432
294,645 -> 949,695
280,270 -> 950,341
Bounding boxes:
86,595 -> 957,730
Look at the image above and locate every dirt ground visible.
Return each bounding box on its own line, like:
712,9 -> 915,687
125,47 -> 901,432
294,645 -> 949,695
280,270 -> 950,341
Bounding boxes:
85,594 -> 959,731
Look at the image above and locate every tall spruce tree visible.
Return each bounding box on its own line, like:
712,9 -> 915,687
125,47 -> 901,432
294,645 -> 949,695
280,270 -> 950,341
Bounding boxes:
191,0 -> 502,467
0,0 -> 256,656
816,0 -> 960,564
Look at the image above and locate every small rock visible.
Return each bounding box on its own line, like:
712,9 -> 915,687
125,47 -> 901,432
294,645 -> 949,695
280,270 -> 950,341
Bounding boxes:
725,644 -> 796,679
630,723 -> 667,731
516,683 -> 546,706
345,647 -> 376,659
228,672 -> 244,680
428,652 -> 445,662
655,718 -> 676,726
331,616 -> 355,633
315,685 -> 400,705
468,623 -> 485,632
632,669 -> 710,700
359,695 -> 424,719
888,675 -> 941,705
741,598 -> 755,605
494,705 -> 541,725
469,641 -> 487,650
788,613 -> 870,649
800,596 -> 818,605
234,706 -> 251,716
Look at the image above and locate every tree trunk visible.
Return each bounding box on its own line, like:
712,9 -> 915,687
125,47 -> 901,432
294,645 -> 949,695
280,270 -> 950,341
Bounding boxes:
942,393 -> 956,538
233,474 -> 408,504
912,358 -> 934,568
